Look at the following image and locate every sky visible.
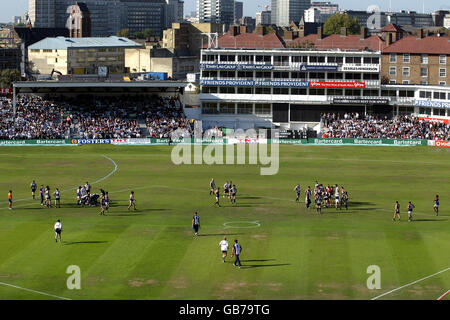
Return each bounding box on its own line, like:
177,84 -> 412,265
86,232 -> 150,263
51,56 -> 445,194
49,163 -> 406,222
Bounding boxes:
1,0 -> 450,23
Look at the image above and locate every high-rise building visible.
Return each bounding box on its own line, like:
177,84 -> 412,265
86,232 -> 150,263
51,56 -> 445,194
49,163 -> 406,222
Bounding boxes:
31,0 -> 168,37
198,0 -> 235,29
55,0 -> 122,37
29,0 -> 56,27
234,1 -> 243,24
271,0 -> 311,27
256,10 -> 271,25
167,0 -> 184,25
121,0 -> 167,36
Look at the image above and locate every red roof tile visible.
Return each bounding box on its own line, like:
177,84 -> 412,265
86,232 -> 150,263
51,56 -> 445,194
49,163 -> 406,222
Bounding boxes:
382,35 -> 450,54
205,32 -> 286,49
380,24 -> 404,32
288,34 -> 386,51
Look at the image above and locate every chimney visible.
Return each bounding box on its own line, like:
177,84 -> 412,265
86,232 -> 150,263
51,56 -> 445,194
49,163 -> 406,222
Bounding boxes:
229,25 -> 239,36
417,28 -> 424,39
255,25 -> 265,36
340,27 -> 347,37
385,33 -> 392,46
239,25 -> 248,34
284,31 -> 293,40
317,26 -> 323,40
361,26 -> 368,40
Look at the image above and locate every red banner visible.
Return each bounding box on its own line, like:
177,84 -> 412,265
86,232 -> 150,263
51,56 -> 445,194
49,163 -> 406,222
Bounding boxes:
310,81 -> 366,88
435,140 -> 450,148
417,117 -> 450,124
0,88 -> 12,95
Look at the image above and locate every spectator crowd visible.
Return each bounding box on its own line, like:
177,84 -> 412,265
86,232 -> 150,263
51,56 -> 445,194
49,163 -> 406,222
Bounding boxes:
321,113 -> 450,141
0,95 -> 191,140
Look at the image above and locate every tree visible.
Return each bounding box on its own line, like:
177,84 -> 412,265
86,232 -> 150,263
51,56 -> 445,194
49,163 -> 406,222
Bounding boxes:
1,69 -> 21,88
323,13 -> 360,35
133,28 -> 154,39
117,29 -> 130,38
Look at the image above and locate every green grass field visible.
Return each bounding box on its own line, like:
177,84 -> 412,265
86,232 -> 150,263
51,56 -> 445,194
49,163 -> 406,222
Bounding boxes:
0,145 -> 449,300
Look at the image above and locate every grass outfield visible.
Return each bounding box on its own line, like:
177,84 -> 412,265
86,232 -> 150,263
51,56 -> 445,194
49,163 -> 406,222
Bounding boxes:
0,145 -> 449,300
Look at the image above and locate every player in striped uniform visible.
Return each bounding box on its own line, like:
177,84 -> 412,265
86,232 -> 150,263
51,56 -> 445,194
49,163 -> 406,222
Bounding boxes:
54,188 -> 61,208
30,181 -> 37,200
192,211 -> 200,236
407,202 -> 415,222
434,195 -> 439,216
231,240 -> 242,268
128,191 -> 136,211
214,188 -> 221,207
294,184 -> 301,203
393,201 -> 400,221
210,178 -> 215,195
230,185 -> 237,204
305,186 -> 312,209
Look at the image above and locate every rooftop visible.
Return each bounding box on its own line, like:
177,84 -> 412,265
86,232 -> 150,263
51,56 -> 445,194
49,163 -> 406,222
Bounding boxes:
383,35 -> 450,54
28,36 -> 142,50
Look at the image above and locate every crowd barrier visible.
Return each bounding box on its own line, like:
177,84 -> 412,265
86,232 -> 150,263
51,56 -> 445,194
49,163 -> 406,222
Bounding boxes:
0,138 -> 447,147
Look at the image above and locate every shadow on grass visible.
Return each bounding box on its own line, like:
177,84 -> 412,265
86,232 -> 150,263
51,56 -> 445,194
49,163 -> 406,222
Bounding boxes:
241,259 -> 275,262
64,241 -> 108,245
240,263 -> 290,269
198,233 -> 243,237
413,218 -> 447,222
107,213 -> 143,216
239,196 -> 262,200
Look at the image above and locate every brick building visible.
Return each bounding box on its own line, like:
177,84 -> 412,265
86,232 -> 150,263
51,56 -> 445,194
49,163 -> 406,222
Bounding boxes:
381,27 -> 450,86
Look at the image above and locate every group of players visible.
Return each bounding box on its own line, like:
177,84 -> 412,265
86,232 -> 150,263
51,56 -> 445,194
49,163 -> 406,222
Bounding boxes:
393,194 -> 440,222
295,181 -> 349,214
30,180 -> 61,208
209,178 -> 237,207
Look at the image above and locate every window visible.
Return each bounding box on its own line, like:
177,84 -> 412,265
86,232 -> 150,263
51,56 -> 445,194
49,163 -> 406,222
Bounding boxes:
420,67 -> 428,77
420,54 -> 428,64
363,89 -> 378,96
237,103 -> 253,114
439,68 -> 446,77
309,56 -> 325,63
43,49 -> 52,53
291,56 -> 307,63
327,56 -> 343,64
237,71 -> 253,79
219,87 -> 235,94
255,71 -> 271,79
219,103 -> 235,114
273,72 -> 289,79
255,55 -> 271,64
403,54 -> 410,63
399,90 -> 414,97
439,55 -> 446,64
291,88 -> 307,95
419,91 -> 432,98
344,89 -> 361,96
237,87 -> 253,94
255,87 -> 271,94
254,103 -> 271,115
273,88 -> 289,95
202,102 -> 218,114
291,72 -> 307,79
345,56 -> 361,64
309,88 -> 325,95
202,86 -> 218,93
434,108 -> 446,116
420,81 -> 428,85
219,55 -> 235,62
389,54 -> 396,63
434,92 -> 446,100
440,81 -> 446,86
402,67 -> 410,77
419,107 -> 431,115
329,88 -> 342,95
237,55 -> 252,63
327,72 -> 343,80
363,57 -> 379,64
389,66 -> 396,76
402,80 -> 409,84
219,71 -> 235,78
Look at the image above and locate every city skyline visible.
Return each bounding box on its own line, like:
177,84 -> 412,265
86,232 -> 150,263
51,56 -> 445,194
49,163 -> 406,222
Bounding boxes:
2,0 -> 450,23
